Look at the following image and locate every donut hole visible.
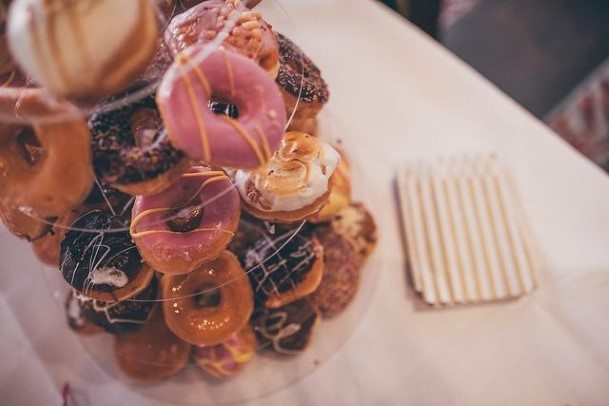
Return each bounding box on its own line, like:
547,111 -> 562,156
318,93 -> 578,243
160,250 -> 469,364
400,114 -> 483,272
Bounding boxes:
166,203 -> 204,233
209,99 -> 239,119
130,108 -> 163,148
15,126 -> 43,166
193,283 -> 222,308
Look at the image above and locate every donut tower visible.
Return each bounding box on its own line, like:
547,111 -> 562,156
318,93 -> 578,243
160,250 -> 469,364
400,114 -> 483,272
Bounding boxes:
0,0 -> 378,382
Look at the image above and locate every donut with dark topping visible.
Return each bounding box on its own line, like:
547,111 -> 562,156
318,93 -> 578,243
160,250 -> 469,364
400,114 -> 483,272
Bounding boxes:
275,32 -> 329,134
228,214 -> 323,308
89,92 -> 189,196
251,299 -> 320,355
60,210 -> 153,302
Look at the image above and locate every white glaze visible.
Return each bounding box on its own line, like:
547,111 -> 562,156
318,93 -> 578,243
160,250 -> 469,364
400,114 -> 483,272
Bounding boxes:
235,137 -> 340,213
87,266 -> 128,288
7,0 -> 156,97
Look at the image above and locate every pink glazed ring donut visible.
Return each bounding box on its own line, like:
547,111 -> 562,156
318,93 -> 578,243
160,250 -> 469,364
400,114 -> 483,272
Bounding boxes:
130,166 -> 241,274
157,47 -> 287,169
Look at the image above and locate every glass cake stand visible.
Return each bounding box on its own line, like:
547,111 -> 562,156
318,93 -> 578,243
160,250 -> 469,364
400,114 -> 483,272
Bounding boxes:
16,1 -> 384,404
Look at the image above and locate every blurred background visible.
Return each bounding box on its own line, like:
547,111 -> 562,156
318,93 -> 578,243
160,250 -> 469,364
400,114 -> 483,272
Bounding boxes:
379,0 -> 609,172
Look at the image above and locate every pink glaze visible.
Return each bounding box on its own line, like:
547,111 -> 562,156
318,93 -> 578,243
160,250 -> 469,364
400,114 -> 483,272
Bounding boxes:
157,47 -> 286,169
130,166 -> 240,272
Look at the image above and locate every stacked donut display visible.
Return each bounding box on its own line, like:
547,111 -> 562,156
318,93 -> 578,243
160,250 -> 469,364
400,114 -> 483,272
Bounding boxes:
0,0 -> 378,385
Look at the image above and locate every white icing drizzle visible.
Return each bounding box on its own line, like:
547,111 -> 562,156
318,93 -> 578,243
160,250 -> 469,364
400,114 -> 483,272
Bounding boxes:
254,310 -> 303,356
240,220 -> 315,296
87,266 -> 128,288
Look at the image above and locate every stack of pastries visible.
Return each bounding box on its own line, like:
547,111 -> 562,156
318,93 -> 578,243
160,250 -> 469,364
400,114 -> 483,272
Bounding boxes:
0,0 -> 377,382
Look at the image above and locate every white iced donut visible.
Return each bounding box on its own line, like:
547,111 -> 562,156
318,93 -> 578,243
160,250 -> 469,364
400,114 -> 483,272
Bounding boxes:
7,0 -> 159,99
235,131 -> 340,223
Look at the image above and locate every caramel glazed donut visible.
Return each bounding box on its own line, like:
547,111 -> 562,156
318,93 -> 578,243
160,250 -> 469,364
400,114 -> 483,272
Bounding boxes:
0,88 -> 94,217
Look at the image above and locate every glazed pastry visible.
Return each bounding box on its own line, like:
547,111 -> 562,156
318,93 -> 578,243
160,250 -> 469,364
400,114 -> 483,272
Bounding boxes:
228,214 -> 324,308
65,290 -> 103,336
0,90 -> 93,217
157,47 -> 286,169
275,33 -> 329,135
193,325 -> 256,378
69,277 -> 158,335
7,0 -> 159,99
252,299 -> 320,355
235,132 -> 340,223
309,229 -> 361,318
130,166 -> 240,274
0,202 -> 52,242
60,210 -> 154,302
89,92 -> 188,195
32,209 -> 82,267
330,203 -> 377,259
166,0 -> 279,76
310,145 -> 352,223
114,309 -> 191,382
161,251 -> 253,346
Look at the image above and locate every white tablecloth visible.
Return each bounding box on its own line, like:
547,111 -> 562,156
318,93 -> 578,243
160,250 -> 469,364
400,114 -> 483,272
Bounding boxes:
3,0 -> 609,404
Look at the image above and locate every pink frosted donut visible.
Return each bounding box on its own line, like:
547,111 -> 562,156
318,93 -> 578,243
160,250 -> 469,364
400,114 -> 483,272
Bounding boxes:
157,47 -> 287,169
193,325 -> 256,378
130,166 -> 240,274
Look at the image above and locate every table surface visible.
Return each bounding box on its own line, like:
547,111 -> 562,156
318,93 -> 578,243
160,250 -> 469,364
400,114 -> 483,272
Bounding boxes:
3,0 -> 609,404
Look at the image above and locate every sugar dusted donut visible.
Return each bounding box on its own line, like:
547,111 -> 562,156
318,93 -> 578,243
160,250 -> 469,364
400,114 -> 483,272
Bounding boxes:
115,309 -> 191,382
161,251 -> 253,346
166,0 -> 279,77
0,89 -> 93,217
60,211 -> 154,302
130,166 -> 240,274
252,299 -> 320,355
309,229 -> 361,318
228,214 -> 324,308
89,92 -> 188,196
235,132 -> 340,223
7,0 -> 159,99
193,325 -> 256,378
157,47 -> 286,169
331,203 -> 377,259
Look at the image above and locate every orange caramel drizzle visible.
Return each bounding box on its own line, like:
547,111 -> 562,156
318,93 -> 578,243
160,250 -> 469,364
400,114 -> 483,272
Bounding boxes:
220,116 -> 268,164
256,125 -> 272,159
221,48 -> 236,99
177,53 -> 212,161
129,172 -> 232,238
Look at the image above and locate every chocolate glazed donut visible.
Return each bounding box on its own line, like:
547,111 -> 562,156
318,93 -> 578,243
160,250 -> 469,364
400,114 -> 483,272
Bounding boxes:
275,32 -> 329,135
89,92 -> 189,196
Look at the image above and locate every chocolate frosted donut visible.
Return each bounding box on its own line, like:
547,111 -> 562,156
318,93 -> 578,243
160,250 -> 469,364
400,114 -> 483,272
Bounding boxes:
228,215 -> 323,308
65,290 -> 103,336
60,210 -> 152,302
252,299 -> 320,355
89,92 -> 188,196
275,33 -> 329,105
69,277 -> 158,335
